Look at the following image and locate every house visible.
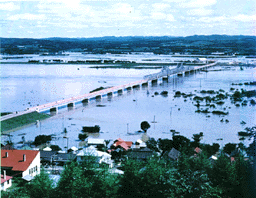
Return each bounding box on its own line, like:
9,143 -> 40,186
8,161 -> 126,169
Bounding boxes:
77,146 -> 113,168
1,171 -> 12,191
40,150 -> 76,166
166,148 -> 180,161
132,139 -> 147,149
112,138 -> 133,151
196,58 -> 207,63
127,148 -> 154,161
1,150 -> 40,181
87,138 -> 106,147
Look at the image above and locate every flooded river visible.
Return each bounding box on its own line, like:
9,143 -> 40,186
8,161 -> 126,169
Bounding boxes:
1,54 -> 255,149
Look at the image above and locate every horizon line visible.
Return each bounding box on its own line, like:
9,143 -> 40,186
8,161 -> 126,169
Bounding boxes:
1,34 -> 256,39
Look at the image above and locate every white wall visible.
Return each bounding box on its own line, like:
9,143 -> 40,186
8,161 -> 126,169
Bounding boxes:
1,179 -> 12,191
22,152 -> 40,178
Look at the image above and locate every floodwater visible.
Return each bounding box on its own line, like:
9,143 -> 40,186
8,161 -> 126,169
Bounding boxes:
1,54 -> 256,150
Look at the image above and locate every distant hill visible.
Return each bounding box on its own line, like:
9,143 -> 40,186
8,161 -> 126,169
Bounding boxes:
1,35 -> 256,55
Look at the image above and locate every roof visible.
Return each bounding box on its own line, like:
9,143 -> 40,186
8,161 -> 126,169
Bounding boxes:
1,150 -> 39,172
114,140 -> 133,150
127,148 -> 153,160
1,174 -> 12,184
116,138 -> 124,142
87,138 -> 105,145
1,144 -> 16,150
40,151 -> 75,162
167,148 -> 180,160
22,174 -> 34,181
43,147 -> 52,151
194,147 -> 202,154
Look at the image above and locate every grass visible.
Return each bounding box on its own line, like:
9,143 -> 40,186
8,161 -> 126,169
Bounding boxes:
1,111 -> 50,133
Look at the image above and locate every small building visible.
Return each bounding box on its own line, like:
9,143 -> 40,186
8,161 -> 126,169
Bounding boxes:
1,150 -> 40,180
112,138 -> 133,151
166,148 -> 180,161
196,58 -> 207,63
40,151 -> 76,166
87,138 -> 106,147
127,148 -> 154,161
77,146 -> 113,168
1,171 -> 12,191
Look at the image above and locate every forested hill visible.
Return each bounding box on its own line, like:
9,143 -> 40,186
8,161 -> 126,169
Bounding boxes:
1,35 -> 256,55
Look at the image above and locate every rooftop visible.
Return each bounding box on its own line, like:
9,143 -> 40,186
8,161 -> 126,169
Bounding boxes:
1,150 -> 39,172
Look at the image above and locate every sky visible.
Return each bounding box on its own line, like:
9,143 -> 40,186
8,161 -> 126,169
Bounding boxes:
0,0 -> 255,38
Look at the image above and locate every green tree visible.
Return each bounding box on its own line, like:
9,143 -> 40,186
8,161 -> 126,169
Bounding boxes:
25,169 -> 54,198
223,143 -> 237,155
50,145 -> 62,151
33,135 -> 52,146
78,133 -> 88,141
140,121 -> 151,132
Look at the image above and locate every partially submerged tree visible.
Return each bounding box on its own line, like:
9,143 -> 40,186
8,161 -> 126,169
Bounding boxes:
33,135 -> 52,146
140,121 -> 151,132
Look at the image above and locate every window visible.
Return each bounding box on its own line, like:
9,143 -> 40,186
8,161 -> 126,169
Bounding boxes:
7,180 -> 10,185
35,166 -> 37,172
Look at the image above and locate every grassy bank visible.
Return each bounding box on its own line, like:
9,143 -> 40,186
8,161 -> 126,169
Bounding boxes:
1,111 -> 50,133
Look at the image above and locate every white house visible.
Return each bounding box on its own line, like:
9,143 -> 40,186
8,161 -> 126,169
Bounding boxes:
1,150 -> 40,181
1,171 -> 12,191
77,146 -> 113,168
87,138 -> 106,147
196,58 -> 208,63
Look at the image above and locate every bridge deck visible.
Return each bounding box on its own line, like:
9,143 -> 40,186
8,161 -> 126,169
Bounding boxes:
1,61 -> 217,121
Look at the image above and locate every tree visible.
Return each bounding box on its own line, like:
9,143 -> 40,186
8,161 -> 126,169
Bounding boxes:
25,169 -> 54,198
33,135 -> 52,146
146,138 -> 159,152
118,157 -> 176,198
50,145 -> 62,151
78,133 -> 88,141
140,121 -> 151,132
157,138 -> 173,154
191,132 -> 204,147
223,143 -> 237,155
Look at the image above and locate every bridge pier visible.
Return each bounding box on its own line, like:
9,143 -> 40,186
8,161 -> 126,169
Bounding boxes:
67,102 -> 75,110
132,85 -> 140,90
96,95 -> 101,102
177,73 -> 183,77
50,107 -> 58,115
118,89 -> 123,95
162,77 -> 168,82
67,103 -> 75,107
126,87 -> 132,91
107,92 -> 113,97
151,79 -> 158,86
142,82 -> 148,88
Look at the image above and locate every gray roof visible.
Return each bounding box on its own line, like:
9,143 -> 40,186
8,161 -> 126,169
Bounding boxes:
127,148 -> 154,160
167,148 -> 180,160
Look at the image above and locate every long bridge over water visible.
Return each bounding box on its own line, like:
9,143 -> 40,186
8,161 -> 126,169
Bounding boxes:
1,61 -> 217,121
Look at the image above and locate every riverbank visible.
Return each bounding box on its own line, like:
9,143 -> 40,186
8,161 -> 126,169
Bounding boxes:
1,112 -> 50,133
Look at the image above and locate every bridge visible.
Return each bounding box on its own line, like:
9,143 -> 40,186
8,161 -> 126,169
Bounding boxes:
1,61 -> 217,121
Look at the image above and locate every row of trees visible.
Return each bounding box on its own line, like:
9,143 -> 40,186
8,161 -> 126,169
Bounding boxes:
2,150 -> 254,198
2,128 -> 256,198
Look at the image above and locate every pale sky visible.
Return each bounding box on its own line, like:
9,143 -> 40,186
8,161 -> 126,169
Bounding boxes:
1,0 -> 255,38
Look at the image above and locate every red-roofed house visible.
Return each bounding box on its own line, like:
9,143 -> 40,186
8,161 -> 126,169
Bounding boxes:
1,150 -> 40,179
113,139 -> 133,151
1,171 -> 12,191
194,147 -> 202,154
